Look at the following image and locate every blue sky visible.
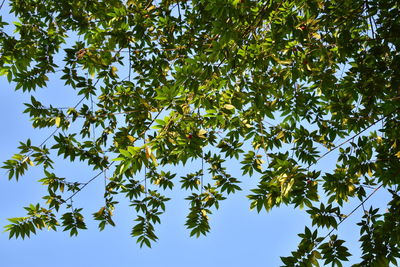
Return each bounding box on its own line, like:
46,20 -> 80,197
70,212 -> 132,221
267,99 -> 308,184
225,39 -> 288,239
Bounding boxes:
0,85 -> 312,266
0,2 -> 392,266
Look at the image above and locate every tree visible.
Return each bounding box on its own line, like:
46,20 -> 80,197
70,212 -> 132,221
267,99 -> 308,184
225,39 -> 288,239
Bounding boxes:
1,0 -> 399,265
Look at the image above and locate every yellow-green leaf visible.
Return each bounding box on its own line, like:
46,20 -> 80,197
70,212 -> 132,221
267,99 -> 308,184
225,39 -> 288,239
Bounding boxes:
283,178 -> 295,196
224,104 -> 235,110
28,159 -> 35,167
145,146 -> 152,159
55,117 -> 61,127
110,66 -> 118,77
276,130 -> 285,140
367,167 -> 373,177
127,135 -> 136,143
198,129 -> 207,138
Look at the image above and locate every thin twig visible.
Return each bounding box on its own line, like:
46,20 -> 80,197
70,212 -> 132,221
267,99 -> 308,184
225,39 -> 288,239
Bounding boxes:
128,46 -> 132,82
316,184 -> 382,246
61,162 -> 115,206
22,47 -> 124,160
308,111 -> 394,168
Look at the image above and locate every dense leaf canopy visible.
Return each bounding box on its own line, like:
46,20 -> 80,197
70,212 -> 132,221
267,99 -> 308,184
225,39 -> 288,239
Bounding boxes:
1,0 -> 400,265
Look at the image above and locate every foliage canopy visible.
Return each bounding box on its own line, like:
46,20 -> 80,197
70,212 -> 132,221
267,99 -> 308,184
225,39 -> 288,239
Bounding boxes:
1,0 -> 400,265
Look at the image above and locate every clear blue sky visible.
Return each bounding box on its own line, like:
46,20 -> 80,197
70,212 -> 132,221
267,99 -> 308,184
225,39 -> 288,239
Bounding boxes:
0,2 -> 391,266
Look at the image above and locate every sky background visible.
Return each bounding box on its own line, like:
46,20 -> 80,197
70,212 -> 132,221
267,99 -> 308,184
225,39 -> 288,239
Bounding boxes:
0,2 -> 392,266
